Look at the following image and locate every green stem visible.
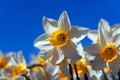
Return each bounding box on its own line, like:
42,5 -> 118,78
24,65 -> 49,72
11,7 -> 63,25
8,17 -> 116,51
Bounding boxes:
74,64 -> 80,80
21,74 -> 30,80
69,64 -> 74,80
102,69 -> 108,80
84,73 -> 89,80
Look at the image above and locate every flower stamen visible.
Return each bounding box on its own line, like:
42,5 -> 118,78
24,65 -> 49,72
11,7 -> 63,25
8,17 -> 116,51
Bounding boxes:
9,64 -> 27,77
73,59 -> 88,75
50,30 -> 69,47
100,45 -> 118,63
0,58 -> 8,70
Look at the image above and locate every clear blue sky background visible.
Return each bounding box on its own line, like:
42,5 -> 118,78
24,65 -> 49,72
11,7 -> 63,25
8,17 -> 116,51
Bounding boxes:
0,0 -> 120,63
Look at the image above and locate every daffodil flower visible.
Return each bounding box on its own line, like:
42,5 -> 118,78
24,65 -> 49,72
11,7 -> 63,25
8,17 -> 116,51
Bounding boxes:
30,54 -> 71,78
29,55 -> 48,80
43,53 -> 71,77
75,43 -> 103,80
34,11 -> 89,65
7,51 -> 28,78
0,51 -> 27,80
85,19 -> 120,75
0,70 -> 25,80
0,52 -> 9,70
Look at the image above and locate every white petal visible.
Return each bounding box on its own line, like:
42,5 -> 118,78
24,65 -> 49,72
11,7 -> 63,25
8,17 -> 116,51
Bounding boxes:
87,65 -> 103,80
77,43 -> 84,56
91,55 -> 106,70
50,74 -> 59,80
86,53 -> 96,61
29,70 -> 42,80
15,76 -> 25,80
38,52 -> 48,60
56,48 -> 65,64
40,49 -> 50,54
87,30 -> 98,43
108,55 -> 120,75
98,24 -> 112,47
51,66 -> 59,76
84,44 -> 101,56
47,48 -> 64,65
59,59 -> 71,77
102,26 -> 112,45
47,48 -> 58,64
112,24 -> 120,37
18,51 -> 26,64
9,55 -> 18,65
112,34 -> 120,47
69,26 -> 89,43
0,77 -> 8,80
47,63 -> 59,76
61,41 -> 81,64
0,70 -> 9,78
98,25 -> 106,47
98,19 -> 111,32
34,33 -> 53,51
43,17 -> 58,34
58,11 -> 71,31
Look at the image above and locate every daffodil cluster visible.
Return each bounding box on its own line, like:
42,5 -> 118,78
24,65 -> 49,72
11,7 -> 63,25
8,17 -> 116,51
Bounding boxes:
0,11 -> 120,80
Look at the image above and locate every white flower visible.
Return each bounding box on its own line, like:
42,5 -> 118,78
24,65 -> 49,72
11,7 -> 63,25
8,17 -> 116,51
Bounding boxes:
85,19 -> 120,75
34,11 -> 89,64
30,54 -> 71,78
0,51 -> 9,70
41,53 -> 71,77
0,51 -> 27,80
6,51 -> 29,78
75,43 -> 103,80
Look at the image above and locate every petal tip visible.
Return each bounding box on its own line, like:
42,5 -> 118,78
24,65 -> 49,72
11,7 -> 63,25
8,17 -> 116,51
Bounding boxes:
60,11 -> 69,20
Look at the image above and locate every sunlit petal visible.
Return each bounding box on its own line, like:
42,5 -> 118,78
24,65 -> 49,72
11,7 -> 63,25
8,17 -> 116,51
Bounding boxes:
112,24 -> 120,36
34,33 -> 53,51
58,11 -> 71,31
43,17 -> 58,34
98,24 -> 112,47
69,26 -> 89,43
47,48 -> 64,65
56,48 -> 65,64
112,34 -> 120,47
87,30 -> 98,43
46,48 -> 58,64
47,63 -> 59,76
98,19 -> 110,32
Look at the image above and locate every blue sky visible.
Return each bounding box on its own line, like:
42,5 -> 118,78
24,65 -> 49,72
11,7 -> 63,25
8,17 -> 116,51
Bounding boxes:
0,0 -> 120,63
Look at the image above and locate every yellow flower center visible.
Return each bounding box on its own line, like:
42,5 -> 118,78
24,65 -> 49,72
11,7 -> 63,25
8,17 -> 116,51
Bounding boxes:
32,66 -> 40,72
74,59 -> 88,75
103,66 -> 110,73
9,64 -> 27,77
50,30 -> 69,47
0,58 -> 8,70
100,45 -> 118,63
58,71 -> 69,80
